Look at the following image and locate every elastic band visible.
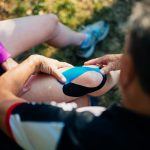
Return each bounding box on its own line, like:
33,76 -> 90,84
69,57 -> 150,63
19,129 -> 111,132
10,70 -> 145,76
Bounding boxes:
62,66 -> 107,97
0,42 -> 11,64
63,66 -> 100,84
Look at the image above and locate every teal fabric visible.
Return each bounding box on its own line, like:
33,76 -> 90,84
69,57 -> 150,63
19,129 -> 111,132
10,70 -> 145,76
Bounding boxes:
62,66 -> 101,84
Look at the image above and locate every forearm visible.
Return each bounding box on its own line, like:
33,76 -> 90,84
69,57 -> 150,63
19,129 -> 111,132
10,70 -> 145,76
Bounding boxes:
1,58 -> 18,71
0,55 -> 74,141
0,56 -> 37,96
0,55 -> 39,136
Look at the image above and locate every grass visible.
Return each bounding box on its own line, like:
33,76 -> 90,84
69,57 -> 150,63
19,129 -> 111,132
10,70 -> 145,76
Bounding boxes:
0,0 -> 141,107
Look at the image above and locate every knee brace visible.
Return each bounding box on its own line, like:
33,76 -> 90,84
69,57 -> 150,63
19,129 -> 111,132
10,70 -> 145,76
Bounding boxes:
62,66 -> 107,97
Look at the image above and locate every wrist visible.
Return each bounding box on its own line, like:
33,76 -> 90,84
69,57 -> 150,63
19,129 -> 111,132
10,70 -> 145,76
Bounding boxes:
0,42 -> 11,64
28,55 -> 41,73
1,58 -> 18,71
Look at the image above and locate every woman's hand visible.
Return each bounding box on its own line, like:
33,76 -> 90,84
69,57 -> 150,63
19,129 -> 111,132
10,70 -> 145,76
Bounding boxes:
30,55 -> 73,83
84,54 -> 123,74
0,55 -> 72,97
1,55 -> 72,96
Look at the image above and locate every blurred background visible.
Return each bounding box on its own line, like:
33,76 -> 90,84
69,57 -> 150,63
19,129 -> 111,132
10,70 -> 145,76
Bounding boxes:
0,0 -> 141,107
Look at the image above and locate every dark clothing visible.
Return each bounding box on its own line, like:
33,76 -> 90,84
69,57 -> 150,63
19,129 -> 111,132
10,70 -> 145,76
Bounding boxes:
3,102 -> 150,150
0,130 -> 22,150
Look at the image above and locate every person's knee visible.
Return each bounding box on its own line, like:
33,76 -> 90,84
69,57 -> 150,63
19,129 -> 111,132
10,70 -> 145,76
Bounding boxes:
83,72 -> 103,87
73,71 -> 103,88
62,67 -> 105,97
46,14 -> 59,26
41,14 -> 59,37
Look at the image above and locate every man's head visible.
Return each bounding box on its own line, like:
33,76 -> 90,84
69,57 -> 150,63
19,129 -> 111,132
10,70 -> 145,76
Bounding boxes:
120,0 -> 150,109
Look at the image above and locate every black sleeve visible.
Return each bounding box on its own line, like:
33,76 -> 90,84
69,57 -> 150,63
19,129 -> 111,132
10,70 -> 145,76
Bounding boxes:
7,102 -> 98,150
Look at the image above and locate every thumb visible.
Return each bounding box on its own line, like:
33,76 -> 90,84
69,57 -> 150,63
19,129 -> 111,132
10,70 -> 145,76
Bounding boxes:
51,68 -> 66,83
101,64 -> 114,74
84,58 -> 101,65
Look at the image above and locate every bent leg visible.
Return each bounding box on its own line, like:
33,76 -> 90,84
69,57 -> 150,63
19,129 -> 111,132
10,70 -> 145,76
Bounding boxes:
88,70 -> 120,96
21,73 -> 90,107
21,66 -> 101,102
21,66 -> 119,105
0,14 -> 59,57
0,14 -> 84,57
47,22 -> 84,48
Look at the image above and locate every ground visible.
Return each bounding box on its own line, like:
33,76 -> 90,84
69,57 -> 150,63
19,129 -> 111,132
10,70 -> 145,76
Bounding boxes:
0,0 -> 141,107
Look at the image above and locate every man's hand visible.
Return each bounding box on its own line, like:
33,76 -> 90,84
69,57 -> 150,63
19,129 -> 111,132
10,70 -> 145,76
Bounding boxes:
84,54 -> 123,74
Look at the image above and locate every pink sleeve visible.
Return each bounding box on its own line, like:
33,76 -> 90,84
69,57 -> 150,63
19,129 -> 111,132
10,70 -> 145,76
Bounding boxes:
0,42 -> 11,63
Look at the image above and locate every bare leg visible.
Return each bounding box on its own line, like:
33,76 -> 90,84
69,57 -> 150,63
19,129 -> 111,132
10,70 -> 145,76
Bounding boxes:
88,70 -> 120,96
69,96 -> 91,108
0,14 -> 84,57
21,66 -> 119,106
21,66 -> 101,103
47,22 -> 84,48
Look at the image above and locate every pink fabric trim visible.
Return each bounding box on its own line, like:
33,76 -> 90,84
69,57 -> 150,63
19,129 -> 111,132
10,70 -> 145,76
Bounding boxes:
0,42 -> 11,63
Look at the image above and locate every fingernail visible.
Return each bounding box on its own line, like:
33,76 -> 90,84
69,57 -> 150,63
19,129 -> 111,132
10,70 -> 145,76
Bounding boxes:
61,76 -> 67,83
100,69 -> 105,75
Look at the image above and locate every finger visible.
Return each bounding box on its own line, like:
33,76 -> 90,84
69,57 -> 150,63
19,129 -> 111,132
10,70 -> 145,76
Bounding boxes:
51,68 -> 66,83
2,58 -> 18,71
58,62 -> 73,68
84,58 -> 100,65
101,65 -> 110,74
101,67 -> 110,75
95,63 -> 104,68
101,63 -> 115,74
84,57 -> 105,65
